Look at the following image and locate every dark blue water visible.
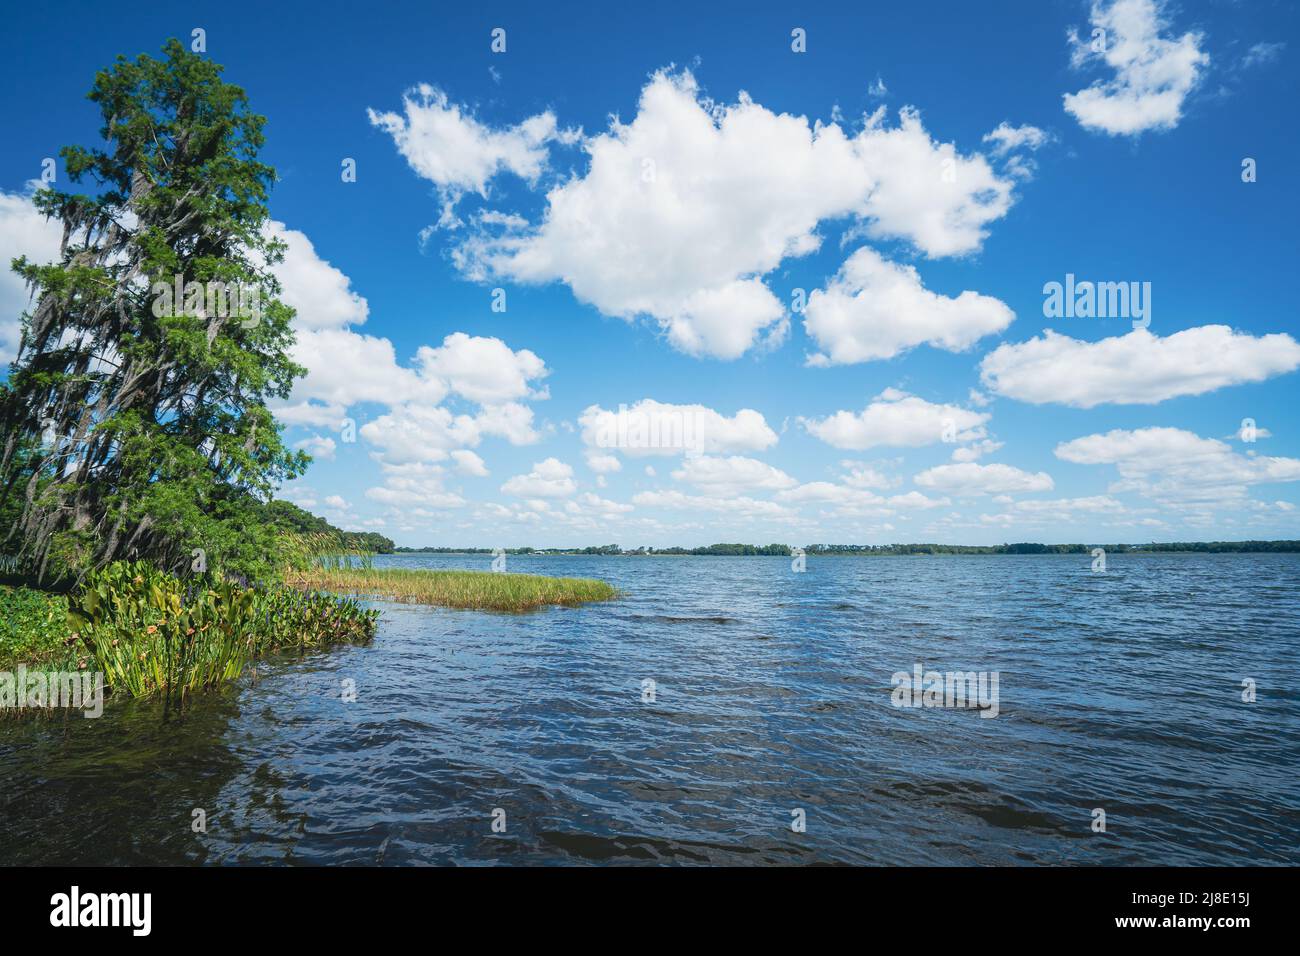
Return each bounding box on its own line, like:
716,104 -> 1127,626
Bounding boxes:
2,553 -> 1297,865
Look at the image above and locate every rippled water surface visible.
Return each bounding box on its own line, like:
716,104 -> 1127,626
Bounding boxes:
3,553 -> 1298,865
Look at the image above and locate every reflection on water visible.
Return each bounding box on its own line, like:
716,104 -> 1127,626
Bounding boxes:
2,553 -> 1298,865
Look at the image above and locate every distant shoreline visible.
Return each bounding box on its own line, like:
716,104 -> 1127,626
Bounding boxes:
388,540 -> 1300,557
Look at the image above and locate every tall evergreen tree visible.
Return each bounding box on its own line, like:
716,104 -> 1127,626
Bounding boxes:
0,39 -> 307,583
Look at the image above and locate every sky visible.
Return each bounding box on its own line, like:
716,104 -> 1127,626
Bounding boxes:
1,0 -> 1298,548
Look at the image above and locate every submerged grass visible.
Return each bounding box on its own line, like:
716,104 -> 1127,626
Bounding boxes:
287,567 -> 622,611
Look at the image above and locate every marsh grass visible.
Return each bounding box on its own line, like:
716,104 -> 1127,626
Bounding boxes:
287,567 -> 622,612
279,532 -> 375,572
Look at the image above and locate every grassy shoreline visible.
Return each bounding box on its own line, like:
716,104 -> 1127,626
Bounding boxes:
3,564 -> 622,686
286,567 -> 622,612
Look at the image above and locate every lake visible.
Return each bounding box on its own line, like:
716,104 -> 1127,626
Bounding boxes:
2,552 -> 1297,865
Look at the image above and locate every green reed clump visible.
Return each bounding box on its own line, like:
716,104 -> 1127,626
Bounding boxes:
287,566 -> 621,612
66,561 -> 378,699
278,532 -> 374,572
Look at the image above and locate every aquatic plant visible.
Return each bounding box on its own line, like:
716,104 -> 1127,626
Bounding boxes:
66,561 -> 378,700
287,567 -> 621,612
0,585 -> 81,672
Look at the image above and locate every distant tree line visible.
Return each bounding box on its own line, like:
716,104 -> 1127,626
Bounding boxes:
391,540 -> 1300,556
642,543 -> 793,555
802,541 -> 1300,555
806,543 -> 1091,555
394,546 -> 533,554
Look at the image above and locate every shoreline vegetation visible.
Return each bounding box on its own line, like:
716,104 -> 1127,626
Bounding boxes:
394,540 -> 1300,556
1,556 -> 382,709
2,530 -> 622,707
287,567 -> 622,612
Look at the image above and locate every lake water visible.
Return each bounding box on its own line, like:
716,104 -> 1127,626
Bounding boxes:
2,552 -> 1297,865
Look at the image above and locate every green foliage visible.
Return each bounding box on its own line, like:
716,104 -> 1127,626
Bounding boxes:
336,531 -> 396,555
0,39 -> 307,584
262,499 -> 394,553
650,543 -> 792,556
0,585 -> 82,671
66,560 -> 377,700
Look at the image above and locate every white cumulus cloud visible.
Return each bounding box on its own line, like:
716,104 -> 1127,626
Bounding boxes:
671,455 -> 798,497
803,247 -> 1014,365
266,220 -> 369,331
1055,427 -> 1300,503
914,462 -> 1054,495
982,122 -> 1051,155
293,435 -> 337,461
980,326 -> 1300,408
452,69 -> 1018,359
630,489 -> 790,517
450,449 -> 489,477
501,457 -> 577,498
802,388 -> 990,450
415,331 -> 548,404
364,462 -> 467,509
367,84 -> 574,227
1063,0 -> 1208,136
579,400 -> 778,458
0,184 -> 63,365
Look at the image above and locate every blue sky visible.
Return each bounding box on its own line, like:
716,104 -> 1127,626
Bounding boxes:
2,0 -> 1298,547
